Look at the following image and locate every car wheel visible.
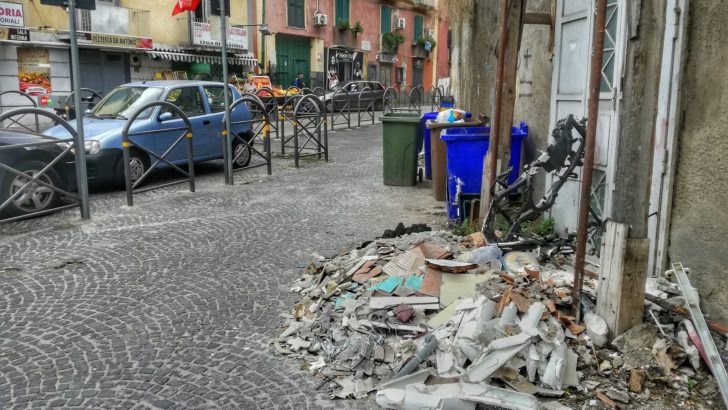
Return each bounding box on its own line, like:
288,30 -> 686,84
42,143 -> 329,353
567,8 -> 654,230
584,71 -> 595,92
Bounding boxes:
232,140 -> 252,169
115,150 -> 148,189
0,160 -> 61,218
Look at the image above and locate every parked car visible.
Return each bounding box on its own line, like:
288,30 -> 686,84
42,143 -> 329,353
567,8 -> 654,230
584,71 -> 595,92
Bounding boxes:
44,81 -> 253,188
0,130 -> 76,218
320,81 -> 387,111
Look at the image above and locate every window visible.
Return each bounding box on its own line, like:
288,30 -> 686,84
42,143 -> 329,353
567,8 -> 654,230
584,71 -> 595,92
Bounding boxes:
381,6 -> 391,33
288,0 -> 305,28
203,86 -> 232,113
600,0 -> 618,92
210,0 -> 231,17
414,15 -> 424,41
194,0 -> 205,19
92,86 -> 164,119
336,0 -> 350,25
164,87 -> 206,117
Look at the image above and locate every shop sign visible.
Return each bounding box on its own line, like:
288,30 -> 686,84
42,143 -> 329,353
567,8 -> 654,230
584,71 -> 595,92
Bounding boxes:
0,27 -> 29,41
76,32 -> 152,49
192,21 -> 248,50
250,75 -> 272,89
0,1 -> 23,27
17,47 -> 51,96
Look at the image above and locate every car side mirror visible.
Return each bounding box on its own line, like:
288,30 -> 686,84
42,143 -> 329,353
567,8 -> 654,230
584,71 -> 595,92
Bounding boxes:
158,112 -> 173,122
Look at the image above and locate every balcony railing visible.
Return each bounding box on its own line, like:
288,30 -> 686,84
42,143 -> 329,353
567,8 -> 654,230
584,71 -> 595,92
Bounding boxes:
176,16 -> 250,51
412,0 -> 436,10
78,4 -> 150,38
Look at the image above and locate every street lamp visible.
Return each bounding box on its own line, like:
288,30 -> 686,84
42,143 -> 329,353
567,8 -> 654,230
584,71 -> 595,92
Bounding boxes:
239,23 -> 272,36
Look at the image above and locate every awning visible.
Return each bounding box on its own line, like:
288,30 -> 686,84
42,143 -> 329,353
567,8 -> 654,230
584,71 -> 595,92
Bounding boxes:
147,50 -> 258,66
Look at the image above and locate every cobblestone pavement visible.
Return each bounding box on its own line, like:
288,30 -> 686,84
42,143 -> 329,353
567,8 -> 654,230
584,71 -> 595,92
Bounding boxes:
0,122 -> 446,409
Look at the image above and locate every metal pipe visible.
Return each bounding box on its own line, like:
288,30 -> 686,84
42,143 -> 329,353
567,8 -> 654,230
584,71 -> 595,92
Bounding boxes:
68,0 -> 90,219
221,0 -> 233,185
573,0 -> 607,320
489,0 -> 510,192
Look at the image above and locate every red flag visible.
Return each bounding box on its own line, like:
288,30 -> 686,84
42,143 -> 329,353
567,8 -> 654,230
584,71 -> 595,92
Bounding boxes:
172,0 -> 200,16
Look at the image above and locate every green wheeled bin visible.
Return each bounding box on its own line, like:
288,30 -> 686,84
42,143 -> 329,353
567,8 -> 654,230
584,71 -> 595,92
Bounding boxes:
380,112 -> 421,186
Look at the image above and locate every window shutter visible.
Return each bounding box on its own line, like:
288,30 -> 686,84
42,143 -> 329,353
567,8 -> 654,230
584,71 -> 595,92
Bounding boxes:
414,15 -> 423,40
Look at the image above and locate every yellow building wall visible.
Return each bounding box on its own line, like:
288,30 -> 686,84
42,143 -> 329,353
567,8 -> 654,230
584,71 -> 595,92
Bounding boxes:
16,0 -> 248,48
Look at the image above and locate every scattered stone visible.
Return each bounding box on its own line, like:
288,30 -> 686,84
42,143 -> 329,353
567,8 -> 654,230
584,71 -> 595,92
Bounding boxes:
599,360 -> 613,371
629,369 -> 646,393
605,388 -> 630,404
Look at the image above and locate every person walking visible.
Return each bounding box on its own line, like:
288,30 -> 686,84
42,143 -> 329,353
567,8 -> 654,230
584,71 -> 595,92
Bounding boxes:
294,72 -> 305,89
328,73 -> 339,89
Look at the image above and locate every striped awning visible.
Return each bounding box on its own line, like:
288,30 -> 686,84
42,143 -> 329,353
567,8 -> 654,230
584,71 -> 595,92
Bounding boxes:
147,50 -> 257,66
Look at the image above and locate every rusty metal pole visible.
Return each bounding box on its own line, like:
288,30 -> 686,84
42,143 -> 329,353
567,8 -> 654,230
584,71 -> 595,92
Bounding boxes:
573,0 -> 607,321
489,0 -> 510,188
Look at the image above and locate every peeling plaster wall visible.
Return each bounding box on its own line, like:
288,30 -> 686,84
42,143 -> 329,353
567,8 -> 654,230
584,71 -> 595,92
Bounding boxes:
513,0 -> 553,198
668,1 -> 728,322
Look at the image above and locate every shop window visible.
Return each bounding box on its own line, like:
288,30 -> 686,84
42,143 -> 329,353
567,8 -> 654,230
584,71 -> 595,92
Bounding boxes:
288,0 -> 305,28
164,87 -> 206,118
336,0 -> 350,25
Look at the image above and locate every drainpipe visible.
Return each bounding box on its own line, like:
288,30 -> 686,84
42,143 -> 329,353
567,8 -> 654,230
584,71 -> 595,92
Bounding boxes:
572,0 -> 607,320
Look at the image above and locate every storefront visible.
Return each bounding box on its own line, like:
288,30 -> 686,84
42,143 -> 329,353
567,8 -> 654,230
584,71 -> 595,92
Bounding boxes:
325,47 -> 364,89
274,35 -> 310,88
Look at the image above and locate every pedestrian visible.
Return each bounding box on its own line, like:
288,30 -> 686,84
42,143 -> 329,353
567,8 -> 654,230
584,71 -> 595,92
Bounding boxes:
329,73 -> 339,89
294,72 -> 305,89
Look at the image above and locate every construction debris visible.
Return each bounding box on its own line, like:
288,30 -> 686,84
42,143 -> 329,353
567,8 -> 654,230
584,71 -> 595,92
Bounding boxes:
274,230 -> 723,408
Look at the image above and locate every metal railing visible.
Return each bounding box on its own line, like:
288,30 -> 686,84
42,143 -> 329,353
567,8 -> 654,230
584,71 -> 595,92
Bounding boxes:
292,95 -> 328,168
0,91 -> 40,133
357,87 -> 375,128
221,95 -> 272,184
121,101 -> 194,206
0,109 -> 89,223
330,89 -> 352,130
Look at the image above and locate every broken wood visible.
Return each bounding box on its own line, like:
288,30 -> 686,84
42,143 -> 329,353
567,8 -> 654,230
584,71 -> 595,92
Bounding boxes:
644,293 -> 728,335
628,369 -> 646,393
596,390 -> 618,409
596,221 -> 649,339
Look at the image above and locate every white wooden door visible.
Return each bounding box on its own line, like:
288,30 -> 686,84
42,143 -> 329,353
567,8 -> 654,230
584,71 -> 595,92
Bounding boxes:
548,0 -> 627,243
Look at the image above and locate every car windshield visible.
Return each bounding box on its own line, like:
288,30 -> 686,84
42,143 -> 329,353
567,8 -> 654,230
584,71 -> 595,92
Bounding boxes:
91,86 -> 164,119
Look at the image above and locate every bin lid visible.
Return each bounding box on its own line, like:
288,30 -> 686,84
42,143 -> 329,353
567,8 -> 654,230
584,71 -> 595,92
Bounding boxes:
380,113 -> 422,123
441,126 -> 490,141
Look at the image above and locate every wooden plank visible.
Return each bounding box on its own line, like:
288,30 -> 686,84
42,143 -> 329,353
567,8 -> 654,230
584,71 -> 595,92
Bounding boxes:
596,220 -> 628,339
496,0 -> 526,174
597,221 -> 650,338
523,12 -> 551,25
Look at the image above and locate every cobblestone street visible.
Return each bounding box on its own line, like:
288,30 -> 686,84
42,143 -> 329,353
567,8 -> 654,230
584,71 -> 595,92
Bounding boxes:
0,123 -> 445,409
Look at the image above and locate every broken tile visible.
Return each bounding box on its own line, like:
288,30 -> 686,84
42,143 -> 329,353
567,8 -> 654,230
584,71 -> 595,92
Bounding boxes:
404,274 -> 425,291
425,259 -> 478,273
419,267 -> 443,297
368,276 -> 403,293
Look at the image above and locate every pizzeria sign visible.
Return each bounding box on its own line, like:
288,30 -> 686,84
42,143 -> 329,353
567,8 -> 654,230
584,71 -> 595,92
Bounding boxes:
0,1 -> 24,27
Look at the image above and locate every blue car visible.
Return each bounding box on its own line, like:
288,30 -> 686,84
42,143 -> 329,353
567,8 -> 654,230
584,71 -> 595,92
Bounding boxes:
44,81 -> 253,188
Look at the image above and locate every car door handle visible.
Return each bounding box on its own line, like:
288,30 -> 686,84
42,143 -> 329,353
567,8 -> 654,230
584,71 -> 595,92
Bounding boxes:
203,120 -> 211,125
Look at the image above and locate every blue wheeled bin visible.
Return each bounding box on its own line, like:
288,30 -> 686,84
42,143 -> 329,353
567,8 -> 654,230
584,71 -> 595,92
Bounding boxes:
441,122 -> 528,220
421,112 -> 439,180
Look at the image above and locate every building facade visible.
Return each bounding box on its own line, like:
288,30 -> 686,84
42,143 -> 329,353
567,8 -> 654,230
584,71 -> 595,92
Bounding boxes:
0,0 -> 256,112
258,0 -> 444,90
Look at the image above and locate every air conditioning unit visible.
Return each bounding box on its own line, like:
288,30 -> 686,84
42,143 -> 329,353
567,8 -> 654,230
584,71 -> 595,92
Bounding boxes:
314,13 -> 328,26
396,17 -> 406,30
427,29 -> 435,38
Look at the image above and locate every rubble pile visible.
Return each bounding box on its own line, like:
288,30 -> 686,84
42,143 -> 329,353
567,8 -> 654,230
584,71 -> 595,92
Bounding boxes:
274,230 -> 722,409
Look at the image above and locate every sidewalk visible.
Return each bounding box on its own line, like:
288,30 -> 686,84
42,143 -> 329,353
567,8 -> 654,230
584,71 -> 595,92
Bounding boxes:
0,124 -> 443,409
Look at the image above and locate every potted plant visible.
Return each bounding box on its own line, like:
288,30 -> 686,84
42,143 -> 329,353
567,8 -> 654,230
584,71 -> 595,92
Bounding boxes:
417,35 -> 437,51
337,19 -> 350,30
351,21 -> 364,35
382,31 -> 405,54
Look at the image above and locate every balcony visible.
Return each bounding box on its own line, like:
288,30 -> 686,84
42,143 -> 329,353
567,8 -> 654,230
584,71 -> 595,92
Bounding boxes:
411,0 -> 436,11
412,42 -> 429,59
78,3 -> 150,38
333,27 -> 357,49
